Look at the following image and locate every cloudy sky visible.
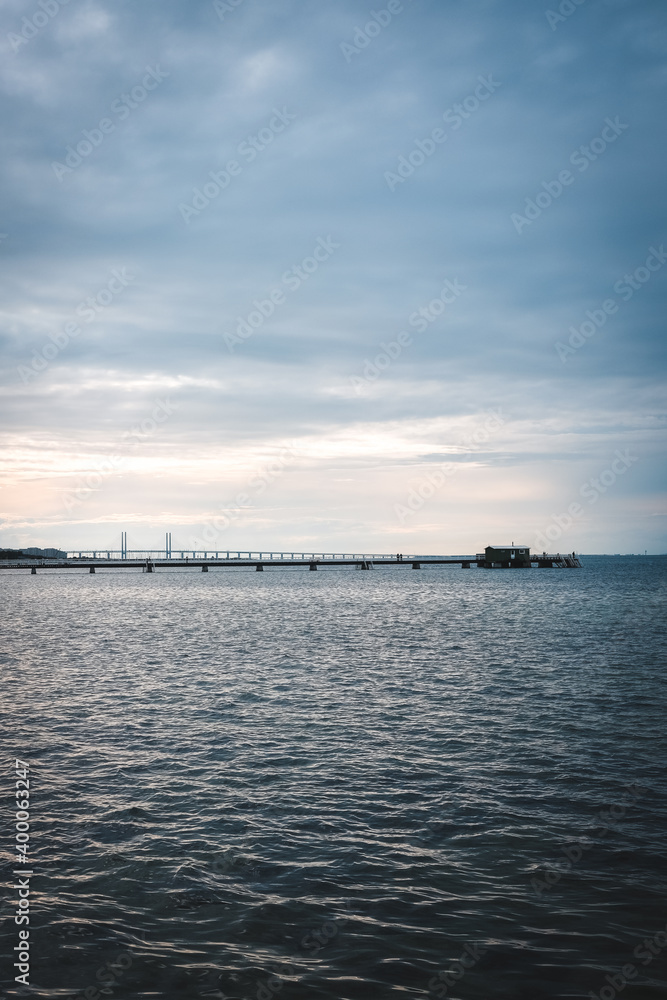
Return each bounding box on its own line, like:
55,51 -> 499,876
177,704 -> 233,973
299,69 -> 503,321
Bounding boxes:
1,0 -> 665,555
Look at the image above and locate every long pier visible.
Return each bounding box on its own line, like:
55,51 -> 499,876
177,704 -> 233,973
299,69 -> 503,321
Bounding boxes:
1,550 -> 580,573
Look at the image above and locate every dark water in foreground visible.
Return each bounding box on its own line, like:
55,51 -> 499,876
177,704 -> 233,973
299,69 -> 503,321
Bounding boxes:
1,556 -> 666,1000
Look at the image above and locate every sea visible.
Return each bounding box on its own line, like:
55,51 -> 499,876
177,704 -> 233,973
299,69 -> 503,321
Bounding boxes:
1,555 -> 666,1000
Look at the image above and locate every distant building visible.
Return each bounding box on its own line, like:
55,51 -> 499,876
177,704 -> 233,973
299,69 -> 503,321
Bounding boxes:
483,545 -> 531,568
0,548 -> 25,561
1,546 -> 68,564
20,547 -> 67,560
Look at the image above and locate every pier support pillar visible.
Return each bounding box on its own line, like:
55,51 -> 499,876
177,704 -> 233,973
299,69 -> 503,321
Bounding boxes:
202,564 -> 208,572
145,562 -> 153,573
309,562 -> 317,571
412,562 -> 421,570
461,561 -> 470,569
89,566 -> 96,574
31,566 -> 36,575
256,564 -> 264,571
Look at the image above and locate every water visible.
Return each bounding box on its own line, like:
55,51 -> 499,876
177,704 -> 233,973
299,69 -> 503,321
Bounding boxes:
1,557 -> 666,1000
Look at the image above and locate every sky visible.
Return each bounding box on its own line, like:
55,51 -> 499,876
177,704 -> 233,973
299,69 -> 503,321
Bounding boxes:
0,0 -> 665,556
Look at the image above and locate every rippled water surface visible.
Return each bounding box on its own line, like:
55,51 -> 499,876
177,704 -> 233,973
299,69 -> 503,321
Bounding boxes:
2,557 -> 666,999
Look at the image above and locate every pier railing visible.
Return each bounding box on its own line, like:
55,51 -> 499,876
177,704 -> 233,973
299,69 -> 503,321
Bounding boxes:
61,549 -> 444,563
63,550 -> 432,562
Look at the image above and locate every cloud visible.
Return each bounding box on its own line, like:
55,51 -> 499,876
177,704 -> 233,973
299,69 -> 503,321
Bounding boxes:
0,0 -> 665,552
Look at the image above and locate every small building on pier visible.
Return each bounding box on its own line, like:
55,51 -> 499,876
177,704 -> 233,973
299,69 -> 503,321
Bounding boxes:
482,545 -> 531,568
